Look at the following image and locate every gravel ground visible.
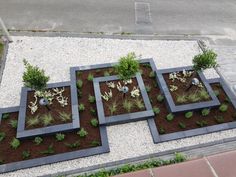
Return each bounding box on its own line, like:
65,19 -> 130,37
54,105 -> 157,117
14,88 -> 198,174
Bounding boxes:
0,36 -> 224,177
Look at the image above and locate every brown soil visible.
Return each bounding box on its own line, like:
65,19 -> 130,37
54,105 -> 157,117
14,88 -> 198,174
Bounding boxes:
163,71 -> 212,105
100,78 -> 146,117
25,86 -> 72,130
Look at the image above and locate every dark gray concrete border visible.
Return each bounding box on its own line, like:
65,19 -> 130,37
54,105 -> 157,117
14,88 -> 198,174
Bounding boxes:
148,78 -> 236,143
0,106 -> 20,124
93,73 -> 154,125
16,81 -> 80,139
156,66 -> 220,113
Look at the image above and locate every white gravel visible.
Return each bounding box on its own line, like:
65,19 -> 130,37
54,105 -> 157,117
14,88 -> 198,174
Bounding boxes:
0,36 -> 227,177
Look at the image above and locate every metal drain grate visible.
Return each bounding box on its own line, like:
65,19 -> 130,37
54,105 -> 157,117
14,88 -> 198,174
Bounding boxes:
135,2 -> 152,25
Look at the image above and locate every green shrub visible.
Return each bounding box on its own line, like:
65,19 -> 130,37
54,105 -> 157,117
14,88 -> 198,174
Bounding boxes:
88,94 -> 95,103
185,111 -> 193,119
22,59 -> 49,91
196,120 -> 208,127
188,93 -> 200,102
109,102 -> 117,115
192,50 -> 218,71
65,141 -> 80,148
176,94 -> 187,104
135,99 -> 145,109
55,133 -> 65,141
174,152 -> 187,163
104,71 -> 110,76
214,90 -> 220,97
27,116 -> 40,127
9,120 -> 18,129
198,89 -> 210,100
149,71 -> 155,78
76,80 -> 83,89
201,108 -> 210,116
22,150 -> 30,159
166,113 -> 174,121
153,107 -> 160,115
41,114 -> 54,126
0,132 -> 6,142
178,122 -> 186,129
79,103 -> 85,111
145,85 -> 151,93
77,71 -> 82,77
91,140 -> 101,147
219,104 -> 228,112
78,128 -> 88,137
157,94 -> 164,102
87,73 -> 94,81
215,115 -> 224,124
77,90 -> 82,98
115,52 -> 139,81
40,144 -> 54,155
34,137 -> 43,145
123,99 -> 133,113
10,138 -> 20,149
2,113 -> 10,119
59,112 -> 71,122
90,107 -> 97,116
90,118 -> 99,127
159,127 -> 165,134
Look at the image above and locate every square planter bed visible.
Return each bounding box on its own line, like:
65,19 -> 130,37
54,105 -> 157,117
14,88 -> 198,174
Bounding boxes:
156,66 -> 220,113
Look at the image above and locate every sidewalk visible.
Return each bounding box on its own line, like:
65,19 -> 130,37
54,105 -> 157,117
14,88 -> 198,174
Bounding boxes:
115,150 -> 236,177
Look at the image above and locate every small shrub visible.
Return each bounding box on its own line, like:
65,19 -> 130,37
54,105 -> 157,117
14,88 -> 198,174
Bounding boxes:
88,94 -> 96,103
104,71 -> 110,76
185,111 -> 193,119
10,138 -> 20,149
90,107 -> 97,116
176,94 -> 187,104
40,144 -> 54,155
41,114 -> 54,126
65,141 -> 80,148
109,102 -> 117,115
196,120 -> 208,127
178,122 -> 186,129
159,127 -> 165,134
9,120 -> 18,129
174,152 -> 187,163
34,137 -> 43,145
214,90 -> 220,97
76,80 -> 83,89
59,112 -> 71,122
55,133 -> 65,141
2,113 -> 10,119
135,99 -> 145,109
27,116 -> 40,127
77,71 -> 82,77
143,63 -> 151,68
145,85 -> 151,93
87,73 -> 94,81
157,94 -> 164,102
78,128 -> 88,137
198,89 -> 210,100
77,90 -> 82,98
188,93 -> 200,102
215,115 -> 224,124
91,140 -> 101,147
149,71 -> 155,78
22,150 -> 30,159
79,103 -> 85,111
201,108 -> 210,116
123,99 -> 134,113
153,107 -> 160,115
90,118 -> 99,127
219,104 -> 228,112
0,132 -> 6,142
166,113 -> 174,121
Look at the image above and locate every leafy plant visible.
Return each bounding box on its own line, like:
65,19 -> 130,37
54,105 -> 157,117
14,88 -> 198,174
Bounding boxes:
157,94 -> 164,102
178,122 -> 186,129
196,120 -> 208,127
87,73 -> 94,81
215,115 -> 224,124
55,133 -> 65,141
115,52 -> 139,81
192,50 -> 218,71
108,102 -> 118,115
2,113 -> 10,119
185,111 -> 193,119
40,144 -> 54,155
135,99 -> 145,109
22,150 -> 30,159
10,138 -> 20,149
166,113 -> 174,121
198,89 -> 210,100
41,114 -> 54,126
219,104 -> 228,112
27,115 -> 40,127
123,99 -> 133,113
153,107 -> 160,115
76,80 -> 83,89
77,71 -> 82,77
22,59 -> 49,91
59,112 -> 71,122
9,120 -> 18,129
159,127 -> 165,134
201,108 -> 210,116
90,107 -> 97,116
174,152 -> 187,163
104,71 -> 110,76
79,103 -> 85,111
149,71 -> 155,78
188,93 -> 200,102
90,140 -> 101,147
88,94 -> 96,103
78,128 -> 88,137
90,118 -> 99,127
145,85 -> 151,93
176,94 -> 187,104
65,141 -> 80,148
77,90 -> 82,98
214,89 -> 220,97
34,137 -> 43,145
0,132 -> 6,142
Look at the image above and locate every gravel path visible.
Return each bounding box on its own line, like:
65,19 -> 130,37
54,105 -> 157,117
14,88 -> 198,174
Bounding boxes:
0,36 -> 224,177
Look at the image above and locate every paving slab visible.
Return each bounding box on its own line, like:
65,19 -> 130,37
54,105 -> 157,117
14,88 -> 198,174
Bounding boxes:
152,159 -> 214,177
207,150 -> 236,177
115,169 -> 151,177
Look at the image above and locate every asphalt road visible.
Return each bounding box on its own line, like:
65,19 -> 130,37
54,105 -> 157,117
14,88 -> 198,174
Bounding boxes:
0,0 -> 236,40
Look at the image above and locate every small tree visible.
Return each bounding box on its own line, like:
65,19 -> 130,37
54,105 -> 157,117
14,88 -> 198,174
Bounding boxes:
23,59 -> 49,91
115,52 -> 140,81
